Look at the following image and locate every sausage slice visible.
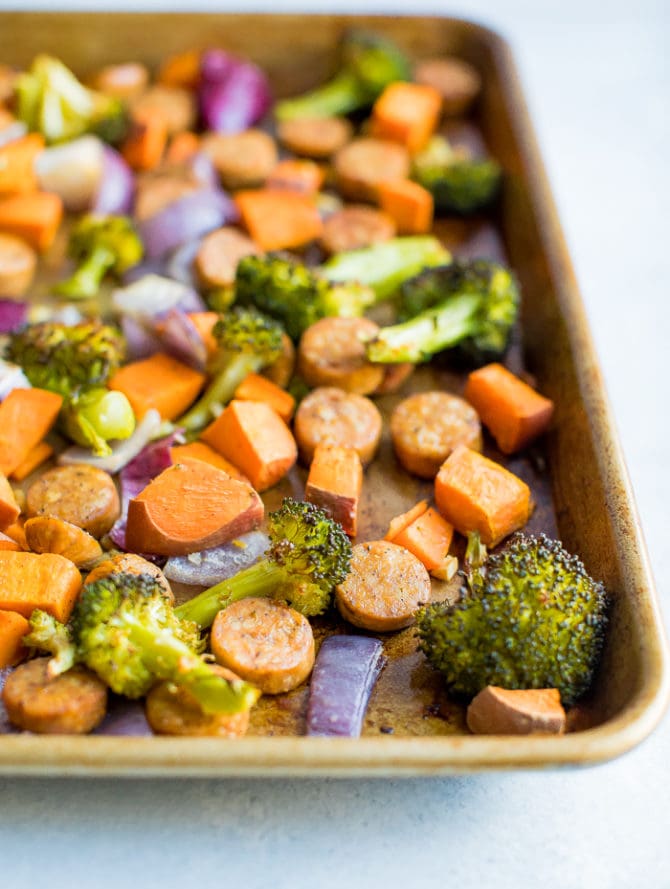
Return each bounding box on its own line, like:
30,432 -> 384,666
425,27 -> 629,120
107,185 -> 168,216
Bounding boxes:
145,665 -> 251,737
83,552 -> 172,600
2,658 -> 107,734
390,391 -> 482,478
194,226 -> 261,289
413,57 -> 482,116
298,316 -> 384,395
319,205 -> 396,255
277,116 -> 353,159
201,129 -> 278,190
294,386 -> 383,466
129,85 -> 197,134
333,137 -> 410,203
210,598 -> 315,695
335,540 -> 431,632
24,516 -> 103,568
26,464 -> 120,539
0,232 -> 37,298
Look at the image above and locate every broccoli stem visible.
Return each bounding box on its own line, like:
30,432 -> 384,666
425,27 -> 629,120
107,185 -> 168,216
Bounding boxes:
124,618 -> 259,714
366,291 -> 481,363
54,243 -> 116,299
179,353 -> 262,433
275,71 -> 367,120
175,559 -> 286,629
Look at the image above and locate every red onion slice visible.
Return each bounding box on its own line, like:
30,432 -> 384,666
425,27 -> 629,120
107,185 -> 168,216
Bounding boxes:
139,189 -> 238,259
92,146 -> 134,215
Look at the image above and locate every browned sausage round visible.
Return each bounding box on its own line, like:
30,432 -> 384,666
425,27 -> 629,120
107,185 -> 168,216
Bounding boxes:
413,57 -> 482,116
90,62 -> 149,99
194,226 -> 261,289
261,332 -> 296,389
210,598 -> 315,695
277,116 -> 353,159
83,552 -> 173,600
372,362 -> 415,396
2,658 -> 107,734
333,138 -> 410,203
134,175 -> 198,222
145,664 -> 250,737
319,204 -> 396,255
335,540 -> 431,632
26,464 -> 121,539
201,129 -> 278,190
130,85 -> 197,134
298,316 -> 384,395
390,391 -> 482,478
294,386 -> 383,466
0,232 -> 37,298
24,516 -> 103,568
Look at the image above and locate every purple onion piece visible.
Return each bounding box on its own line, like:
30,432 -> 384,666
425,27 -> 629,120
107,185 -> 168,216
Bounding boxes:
121,315 -> 163,361
199,60 -> 272,133
165,239 -> 202,288
58,408 -> 162,475
306,636 -> 385,738
159,308 -> 208,371
139,189 -> 238,259
35,135 -> 104,212
93,698 -> 153,736
109,427 -> 180,551
0,299 -> 28,333
188,151 -> 219,190
122,258 -> 167,284
112,274 -> 205,320
200,48 -> 237,82
92,146 -> 134,215
164,531 -> 269,587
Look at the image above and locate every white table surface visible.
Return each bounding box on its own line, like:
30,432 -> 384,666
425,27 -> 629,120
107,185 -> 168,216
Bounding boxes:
1,2 -> 668,886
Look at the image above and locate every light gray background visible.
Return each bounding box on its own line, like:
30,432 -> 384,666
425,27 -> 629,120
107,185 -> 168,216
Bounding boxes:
0,2 -> 668,887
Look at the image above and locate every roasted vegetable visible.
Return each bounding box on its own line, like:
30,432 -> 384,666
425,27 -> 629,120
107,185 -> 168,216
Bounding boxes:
60,387 -> 136,457
365,258 -> 519,366
175,498 -> 353,628
22,609 -> 76,678
6,319 -> 125,397
416,532 -> 609,706
235,254 -> 375,342
275,29 -> 411,121
26,573 -> 260,714
54,214 -> 143,300
16,54 -> 127,145
178,305 -> 284,433
412,136 -> 501,215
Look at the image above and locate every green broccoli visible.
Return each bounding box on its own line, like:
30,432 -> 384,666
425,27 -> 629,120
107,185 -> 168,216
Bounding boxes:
54,215 -> 143,300
365,259 -> 519,367
176,498 -> 353,629
178,306 -> 285,433
60,387 -> 136,457
320,236 -> 450,301
235,254 -> 376,342
6,319 -> 125,397
16,54 -> 127,145
26,573 -> 260,715
416,532 -> 609,706
412,135 -> 502,215
275,29 -> 411,121
23,609 -> 76,679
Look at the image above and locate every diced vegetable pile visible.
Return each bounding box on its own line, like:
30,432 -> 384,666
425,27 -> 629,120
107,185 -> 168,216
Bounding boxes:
0,32 -> 608,740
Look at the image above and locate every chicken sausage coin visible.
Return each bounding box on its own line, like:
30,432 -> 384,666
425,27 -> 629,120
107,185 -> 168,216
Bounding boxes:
298,316 -> 384,395
294,386 -> 383,466
26,464 -> 121,538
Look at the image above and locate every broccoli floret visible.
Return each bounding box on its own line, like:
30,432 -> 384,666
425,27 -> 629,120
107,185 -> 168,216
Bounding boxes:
60,387 -> 136,457
275,29 -> 411,120
178,305 -> 285,433
416,532 -> 609,706
365,259 -> 519,367
6,319 -> 125,397
23,609 -> 76,679
16,54 -> 127,145
28,573 -> 259,715
321,236 -> 450,301
54,215 -> 143,300
235,254 -> 375,342
176,498 -> 353,628
412,135 -> 502,215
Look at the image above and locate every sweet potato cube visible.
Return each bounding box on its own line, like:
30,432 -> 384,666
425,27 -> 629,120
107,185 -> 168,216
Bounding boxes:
392,506 -> 453,572
109,352 -> 205,421
0,551 -> 82,622
371,82 -> 443,152
201,400 -> 298,493
434,445 -> 531,546
305,445 -> 363,536
0,472 -> 20,530
0,609 -> 30,668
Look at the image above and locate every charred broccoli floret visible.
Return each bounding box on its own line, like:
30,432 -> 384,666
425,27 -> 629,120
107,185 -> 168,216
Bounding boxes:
16,54 -> 127,145
6,319 -> 125,397
416,532 -> 609,706
26,573 -> 260,715
412,135 -> 502,215
178,305 -> 285,433
275,29 -> 411,120
235,254 -> 375,342
365,259 -> 519,366
321,236 -> 450,301
54,214 -> 143,300
176,498 -> 353,628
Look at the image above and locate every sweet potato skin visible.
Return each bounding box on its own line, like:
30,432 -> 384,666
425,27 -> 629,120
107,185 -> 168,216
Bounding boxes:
304,445 -> 363,537
466,686 -> 566,735
125,458 -> 264,555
